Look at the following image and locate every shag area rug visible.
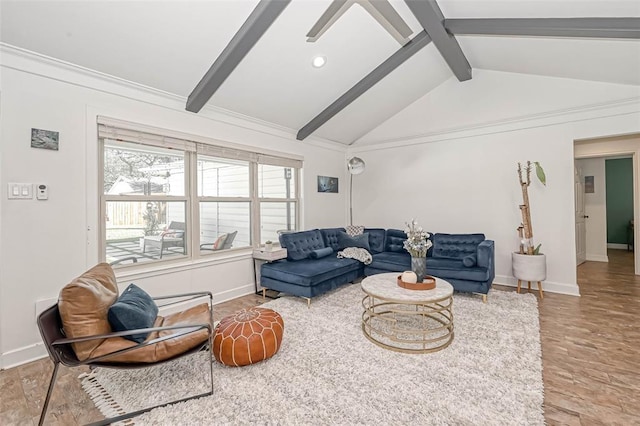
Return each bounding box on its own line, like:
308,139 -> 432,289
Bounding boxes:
82,284 -> 544,425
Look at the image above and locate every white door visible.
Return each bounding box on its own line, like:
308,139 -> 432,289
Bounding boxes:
575,167 -> 587,265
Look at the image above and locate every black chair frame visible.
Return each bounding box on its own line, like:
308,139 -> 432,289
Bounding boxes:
37,291 -> 214,426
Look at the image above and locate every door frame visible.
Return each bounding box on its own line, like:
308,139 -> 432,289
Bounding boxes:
574,165 -> 587,265
574,149 -> 638,275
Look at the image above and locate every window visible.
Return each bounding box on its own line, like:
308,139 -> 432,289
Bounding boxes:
99,118 -> 301,267
258,164 -> 297,244
197,156 -> 251,253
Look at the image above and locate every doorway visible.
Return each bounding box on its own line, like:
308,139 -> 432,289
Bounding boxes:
574,133 -> 640,275
575,155 -> 634,264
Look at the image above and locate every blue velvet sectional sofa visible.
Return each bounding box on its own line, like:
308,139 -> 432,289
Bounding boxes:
260,228 -> 495,301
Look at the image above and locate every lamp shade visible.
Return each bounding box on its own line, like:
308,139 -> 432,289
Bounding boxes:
347,157 -> 365,175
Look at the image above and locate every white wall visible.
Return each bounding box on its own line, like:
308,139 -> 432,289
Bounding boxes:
349,71 -> 640,297
357,69 -> 640,146
0,46 -> 348,368
576,158 -> 608,262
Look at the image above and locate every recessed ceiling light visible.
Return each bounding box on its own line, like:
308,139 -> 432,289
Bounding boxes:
312,55 -> 327,68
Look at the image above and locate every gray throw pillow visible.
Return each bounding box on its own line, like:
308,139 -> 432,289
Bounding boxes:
337,231 -> 370,251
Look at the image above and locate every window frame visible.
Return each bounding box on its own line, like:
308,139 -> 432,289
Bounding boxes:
195,154 -> 254,257
98,119 -> 301,268
255,164 -> 301,245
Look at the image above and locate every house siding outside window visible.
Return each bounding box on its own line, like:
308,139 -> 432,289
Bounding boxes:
99,118 -> 301,267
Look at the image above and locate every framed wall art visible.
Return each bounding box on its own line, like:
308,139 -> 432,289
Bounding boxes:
31,128 -> 59,151
317,176 -> 338,193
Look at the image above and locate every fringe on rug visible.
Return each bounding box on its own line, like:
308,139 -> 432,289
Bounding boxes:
79,371 -> 134,425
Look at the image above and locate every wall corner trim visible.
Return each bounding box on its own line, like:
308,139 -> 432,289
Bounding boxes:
350,96 -> 640,153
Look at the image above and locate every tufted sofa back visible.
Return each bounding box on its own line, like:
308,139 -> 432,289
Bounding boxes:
280,229 -> 326,261
364,228 -> 386,253
432,233 -> 485,259
384,229 -> 408,253
319,228 -> 346,251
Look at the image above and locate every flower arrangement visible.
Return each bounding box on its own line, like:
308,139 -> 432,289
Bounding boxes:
403,219 -> 432,258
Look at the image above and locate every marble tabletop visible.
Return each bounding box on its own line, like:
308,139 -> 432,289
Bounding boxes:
361,272 -> 453,303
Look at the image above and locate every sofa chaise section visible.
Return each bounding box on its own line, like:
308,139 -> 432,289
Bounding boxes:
261,257 -> 363,299
260,229 -> 363,301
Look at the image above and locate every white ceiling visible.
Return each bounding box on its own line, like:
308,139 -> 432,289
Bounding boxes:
2,0 -> 639,145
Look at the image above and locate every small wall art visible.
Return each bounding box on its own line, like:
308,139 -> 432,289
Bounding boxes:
317,176 -> 339,193
31,128 -> 59,151
584,176 -> 595,193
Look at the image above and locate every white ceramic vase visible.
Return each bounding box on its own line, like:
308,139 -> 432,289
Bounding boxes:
512,252 -> 547,282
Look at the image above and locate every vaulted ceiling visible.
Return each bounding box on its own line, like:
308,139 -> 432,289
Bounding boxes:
2,0 -> 639,145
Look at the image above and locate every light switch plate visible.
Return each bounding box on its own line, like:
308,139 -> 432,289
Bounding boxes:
8,183 -> 33,199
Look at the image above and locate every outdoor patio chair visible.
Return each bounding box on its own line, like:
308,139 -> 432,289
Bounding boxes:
37,263 -> 214,426
200,230 -> 237,251
142,221 -> 185,259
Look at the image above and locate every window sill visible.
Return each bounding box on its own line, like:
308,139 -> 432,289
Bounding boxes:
113,248 -> 254,281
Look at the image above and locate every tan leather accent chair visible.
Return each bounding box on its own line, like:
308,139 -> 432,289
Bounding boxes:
37,263 -> 214,426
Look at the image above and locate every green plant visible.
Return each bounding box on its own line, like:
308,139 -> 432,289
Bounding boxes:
143,202 -> 160,236
517,161 -> 546,255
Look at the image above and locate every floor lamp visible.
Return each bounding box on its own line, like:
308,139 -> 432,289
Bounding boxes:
347,157 -> 366,226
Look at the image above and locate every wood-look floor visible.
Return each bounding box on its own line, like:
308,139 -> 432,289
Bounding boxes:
1,250 -> 639,425
540,249 -> 640,425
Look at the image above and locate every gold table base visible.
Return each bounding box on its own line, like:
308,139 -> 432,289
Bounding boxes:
361,294 -> 454,354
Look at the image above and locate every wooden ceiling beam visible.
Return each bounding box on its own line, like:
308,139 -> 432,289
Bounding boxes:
444,18 -> 640,39
186,0 -> 291,113
405,0 -> 472,82
297,30 -> 431,141
307,0 -> 413,45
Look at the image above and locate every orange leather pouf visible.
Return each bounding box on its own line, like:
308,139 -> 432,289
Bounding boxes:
213,307 -> 284,367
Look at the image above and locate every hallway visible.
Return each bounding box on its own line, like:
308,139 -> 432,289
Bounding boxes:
539,249 -> 640,424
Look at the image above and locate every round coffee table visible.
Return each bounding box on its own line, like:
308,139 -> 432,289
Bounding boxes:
361,272 -> 454,353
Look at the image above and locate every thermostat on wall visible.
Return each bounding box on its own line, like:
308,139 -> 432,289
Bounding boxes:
36,184 -> 48,200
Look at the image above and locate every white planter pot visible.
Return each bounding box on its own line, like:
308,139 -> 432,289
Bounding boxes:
265,242 -> 273,252
512,252 -> 547,282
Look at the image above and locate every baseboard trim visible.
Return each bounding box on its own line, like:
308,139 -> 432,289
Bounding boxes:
213,283 -> 256,305
1,343 -> 48,370
493,275 -> 580,297
586,254 -> 609,263
607,243 -> 628,250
